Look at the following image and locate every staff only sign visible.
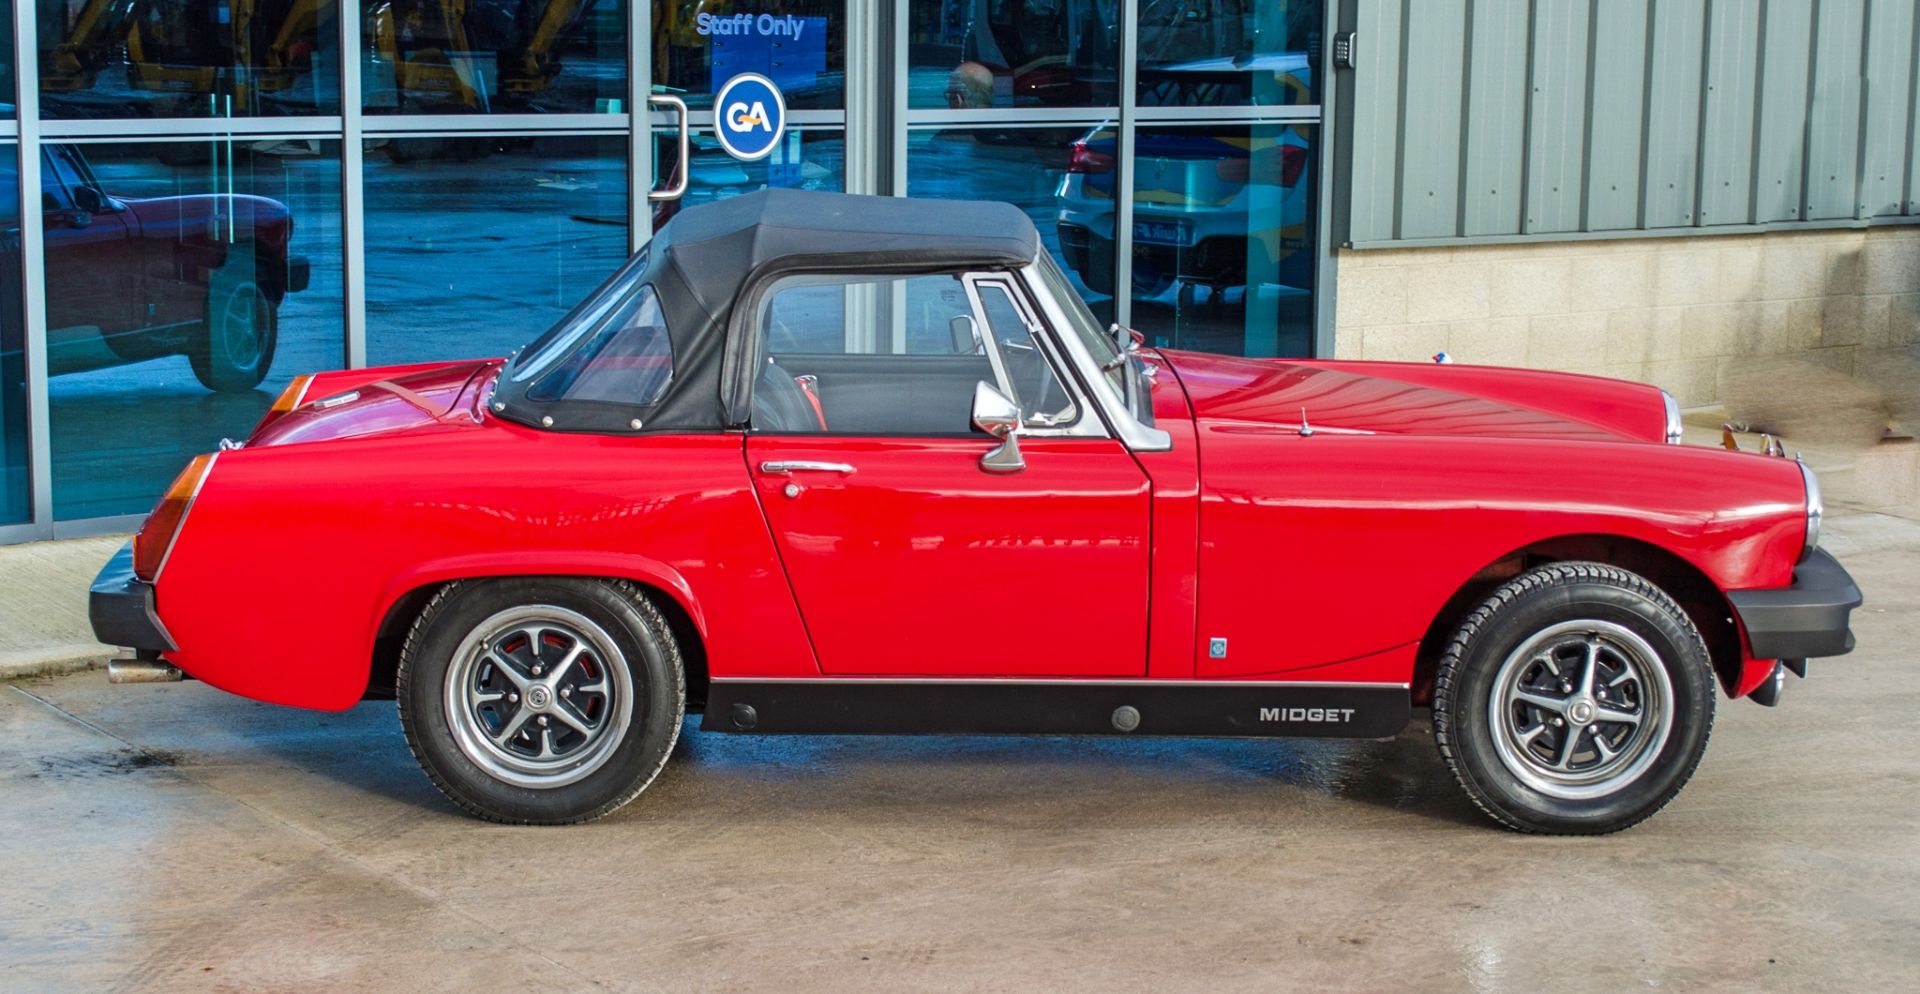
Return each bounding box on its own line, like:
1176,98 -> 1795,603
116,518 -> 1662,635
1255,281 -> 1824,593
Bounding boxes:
713,72 -> 787,162
695,12 -> 813,40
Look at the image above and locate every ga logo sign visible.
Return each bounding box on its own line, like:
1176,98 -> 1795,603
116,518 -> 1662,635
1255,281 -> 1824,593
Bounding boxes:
714,73 -> 786,161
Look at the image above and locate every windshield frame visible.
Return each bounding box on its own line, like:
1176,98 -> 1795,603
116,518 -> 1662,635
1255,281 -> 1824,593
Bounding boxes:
507,249 -> 650,385
1020,253 -> 1170,453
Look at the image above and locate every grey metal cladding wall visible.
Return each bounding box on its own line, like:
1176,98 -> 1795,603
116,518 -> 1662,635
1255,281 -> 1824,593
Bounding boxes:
1340,0 -> 1920,246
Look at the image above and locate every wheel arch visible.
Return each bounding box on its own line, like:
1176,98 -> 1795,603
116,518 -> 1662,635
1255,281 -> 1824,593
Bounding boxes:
1412,534 -> 1743,704
364,556 -> 711,710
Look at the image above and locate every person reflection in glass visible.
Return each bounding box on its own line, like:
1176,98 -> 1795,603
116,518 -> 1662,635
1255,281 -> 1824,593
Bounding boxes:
946,61 -> 995,109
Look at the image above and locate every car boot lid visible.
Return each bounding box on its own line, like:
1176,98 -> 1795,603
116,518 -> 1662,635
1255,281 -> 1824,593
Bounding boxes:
249,359 -> 502,447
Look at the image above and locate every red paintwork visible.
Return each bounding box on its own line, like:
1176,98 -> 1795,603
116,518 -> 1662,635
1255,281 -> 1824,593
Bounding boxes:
746,434 -> 1152,676
147,348 -> 1813,713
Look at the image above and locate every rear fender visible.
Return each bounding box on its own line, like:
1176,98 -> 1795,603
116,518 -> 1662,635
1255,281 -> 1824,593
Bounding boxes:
366,550 -> 709,686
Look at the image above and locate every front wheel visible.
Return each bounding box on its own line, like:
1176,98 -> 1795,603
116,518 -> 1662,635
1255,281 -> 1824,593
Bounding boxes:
397,577 -> 685,824
1433,562 -> 1716,834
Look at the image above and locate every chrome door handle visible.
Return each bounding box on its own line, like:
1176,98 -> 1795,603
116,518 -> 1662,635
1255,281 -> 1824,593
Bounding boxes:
759,461 -> 856,476
647,94 -> 689,202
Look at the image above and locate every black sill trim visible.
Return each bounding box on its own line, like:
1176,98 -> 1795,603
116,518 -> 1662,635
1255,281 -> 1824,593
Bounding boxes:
701,679 -> 1411,739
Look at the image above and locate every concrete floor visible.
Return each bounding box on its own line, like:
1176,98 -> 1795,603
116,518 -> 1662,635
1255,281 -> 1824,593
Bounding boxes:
3,515 -> 1917,993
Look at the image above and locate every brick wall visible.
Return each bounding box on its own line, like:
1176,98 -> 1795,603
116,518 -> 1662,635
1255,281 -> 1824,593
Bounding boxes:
1332,226 -> 1920,405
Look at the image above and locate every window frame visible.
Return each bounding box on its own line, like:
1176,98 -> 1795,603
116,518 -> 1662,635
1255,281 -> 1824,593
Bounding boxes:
747,267 -> 1105,440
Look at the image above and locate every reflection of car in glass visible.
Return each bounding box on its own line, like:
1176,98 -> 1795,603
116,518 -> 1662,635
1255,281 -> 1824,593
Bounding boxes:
1055,118 -> 1313,299
93,191 -> 1858,835
35,144 -> 310,392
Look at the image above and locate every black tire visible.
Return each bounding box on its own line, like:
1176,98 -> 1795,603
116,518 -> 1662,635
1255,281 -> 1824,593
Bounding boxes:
189,251 -> 278,393
1433,562 -> 1716,834
397,577 -> 685,825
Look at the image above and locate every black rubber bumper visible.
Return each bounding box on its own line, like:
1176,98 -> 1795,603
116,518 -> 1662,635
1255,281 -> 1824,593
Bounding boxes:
88,542 -> 177,653
1727,548 -> 1861,660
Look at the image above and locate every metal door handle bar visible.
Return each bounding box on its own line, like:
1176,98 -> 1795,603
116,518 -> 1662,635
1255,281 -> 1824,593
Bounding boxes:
648,94 -> 689,201
760,461 -> 857,475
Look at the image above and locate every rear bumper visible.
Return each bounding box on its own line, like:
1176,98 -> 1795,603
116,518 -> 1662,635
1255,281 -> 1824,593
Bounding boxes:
1727,549 -> 1861,660
287,255 -> 312,294
88,542 -> 177,653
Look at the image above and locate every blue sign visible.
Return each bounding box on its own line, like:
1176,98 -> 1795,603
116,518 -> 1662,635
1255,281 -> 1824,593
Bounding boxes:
713,73 -> 787,162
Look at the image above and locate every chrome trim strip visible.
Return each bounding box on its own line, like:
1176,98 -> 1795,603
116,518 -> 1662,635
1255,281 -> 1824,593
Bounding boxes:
1662,390 -> 1684,444
713,677 -> 1411,689
1799,457 -> 1823,559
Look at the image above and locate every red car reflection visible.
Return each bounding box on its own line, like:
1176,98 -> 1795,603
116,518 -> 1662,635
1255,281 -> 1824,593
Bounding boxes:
39,144 -> 310,392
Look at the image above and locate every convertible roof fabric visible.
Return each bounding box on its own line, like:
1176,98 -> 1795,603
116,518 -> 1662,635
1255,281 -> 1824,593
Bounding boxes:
493,188 -> 1041,433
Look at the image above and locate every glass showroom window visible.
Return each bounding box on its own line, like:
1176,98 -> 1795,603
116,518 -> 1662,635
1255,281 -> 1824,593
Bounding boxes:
656,0 -> 844,111
1135,0 -> 1321,108
1,141 -> 26,525
1124,122 -> 1318,358
364,135 -> 629,366
668,124 -> 843,210
906,125 -> 1114,323
905,0 -> 1119,110
42,139 -> 344,519
35,0 -> 342,119
363,0 -> 628,116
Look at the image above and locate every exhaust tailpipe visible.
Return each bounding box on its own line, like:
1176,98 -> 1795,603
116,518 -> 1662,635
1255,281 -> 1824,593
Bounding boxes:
1747,661 -> 1787,707
107,658 -> 185,684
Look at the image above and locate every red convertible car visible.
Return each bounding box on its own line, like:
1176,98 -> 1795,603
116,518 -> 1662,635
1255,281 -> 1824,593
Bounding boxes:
91,190 -> 1860,833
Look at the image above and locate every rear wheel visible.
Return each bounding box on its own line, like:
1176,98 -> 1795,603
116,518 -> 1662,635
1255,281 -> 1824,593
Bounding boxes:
397,577 -> 685,824
1433,562 -> 1716,834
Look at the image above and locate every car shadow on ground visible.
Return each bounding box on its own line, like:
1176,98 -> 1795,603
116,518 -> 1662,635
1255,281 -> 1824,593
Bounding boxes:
235,697 -> 1487,830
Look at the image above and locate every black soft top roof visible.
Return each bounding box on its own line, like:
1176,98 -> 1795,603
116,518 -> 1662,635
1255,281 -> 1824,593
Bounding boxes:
494,189 -> 1042,433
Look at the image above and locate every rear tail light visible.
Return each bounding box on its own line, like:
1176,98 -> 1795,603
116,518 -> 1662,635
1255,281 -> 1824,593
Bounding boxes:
1213,145 -> 1308,187
1277,144 -> 1308,187
252,374 -> 314,436
1066,140 -> 1115,174
132,453 -> 217,581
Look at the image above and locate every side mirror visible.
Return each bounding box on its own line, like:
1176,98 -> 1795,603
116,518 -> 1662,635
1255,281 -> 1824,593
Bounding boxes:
72,186 -> 105,214
971,380 -> 1025,473
949,313 -> 980,354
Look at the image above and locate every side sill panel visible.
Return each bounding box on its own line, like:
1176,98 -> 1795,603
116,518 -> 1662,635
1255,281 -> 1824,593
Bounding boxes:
701,680 -> 1411,739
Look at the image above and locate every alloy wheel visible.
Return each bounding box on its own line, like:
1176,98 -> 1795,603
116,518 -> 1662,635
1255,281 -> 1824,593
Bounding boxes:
442,605 -> 635,789
1486,619 -> 1674,800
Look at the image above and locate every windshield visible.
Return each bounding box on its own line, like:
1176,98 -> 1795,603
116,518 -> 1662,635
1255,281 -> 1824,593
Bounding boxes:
503,253 -> 675,409
510,250 -> 648,384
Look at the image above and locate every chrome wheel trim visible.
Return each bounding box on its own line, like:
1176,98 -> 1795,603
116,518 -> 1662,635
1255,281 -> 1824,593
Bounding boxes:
443,605 -> 635,789
218,282 -> 266,368
1487,620 -> 1674,801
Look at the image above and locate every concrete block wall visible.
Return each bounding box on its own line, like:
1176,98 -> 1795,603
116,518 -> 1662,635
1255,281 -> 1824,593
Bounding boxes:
1332,226 -> 1920,405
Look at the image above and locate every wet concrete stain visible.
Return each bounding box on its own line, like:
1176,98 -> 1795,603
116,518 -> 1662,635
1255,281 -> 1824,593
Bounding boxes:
25,748 -> 179,780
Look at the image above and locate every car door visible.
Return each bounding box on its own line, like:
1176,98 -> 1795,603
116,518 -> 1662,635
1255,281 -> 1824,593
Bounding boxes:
744,270 -> 1153,678
40,145 -> 139,361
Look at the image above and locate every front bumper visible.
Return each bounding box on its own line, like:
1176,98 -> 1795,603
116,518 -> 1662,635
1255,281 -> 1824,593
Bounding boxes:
88,541 -> 177,653
1727,548 -> 1861,660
